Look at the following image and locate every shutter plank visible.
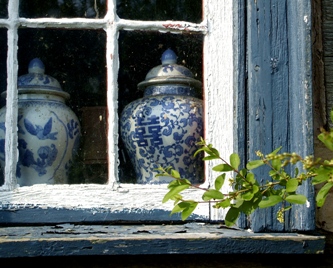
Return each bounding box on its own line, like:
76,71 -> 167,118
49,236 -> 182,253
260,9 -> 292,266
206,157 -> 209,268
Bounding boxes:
246,0 -> 315,232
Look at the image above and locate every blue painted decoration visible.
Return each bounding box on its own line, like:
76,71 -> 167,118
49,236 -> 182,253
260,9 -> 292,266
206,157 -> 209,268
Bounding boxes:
0,58 -> 81,186
120,49 -> 204,184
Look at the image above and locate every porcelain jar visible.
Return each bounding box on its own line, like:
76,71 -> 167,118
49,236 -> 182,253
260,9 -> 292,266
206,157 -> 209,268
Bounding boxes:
120,49 -> 204,184
0,58 -> 81,186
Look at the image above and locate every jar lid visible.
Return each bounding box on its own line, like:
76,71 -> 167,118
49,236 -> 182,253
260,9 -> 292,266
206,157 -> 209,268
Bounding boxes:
137,49 -> 202,91
16,58 -> 69,99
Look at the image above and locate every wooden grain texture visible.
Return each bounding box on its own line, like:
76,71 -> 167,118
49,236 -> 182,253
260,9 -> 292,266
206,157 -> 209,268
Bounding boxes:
203,0 -> 235,220
323,0 -> 333,124
247,0 -> 315,232
0,184 -> 210,224
0,223 -> 325,257
233,0 -> 248,229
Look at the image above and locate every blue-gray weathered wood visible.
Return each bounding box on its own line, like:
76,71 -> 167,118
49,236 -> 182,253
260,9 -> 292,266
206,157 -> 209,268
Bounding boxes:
286,0 -> 315,231
246,0 -> 315,232
233,0 -> 248,229
0,224 -> 325,257
0,206 -> 207,225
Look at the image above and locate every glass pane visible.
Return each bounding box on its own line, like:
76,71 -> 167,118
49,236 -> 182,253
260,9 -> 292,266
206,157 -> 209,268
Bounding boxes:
0,29 -> 7,105
0,29 -> 6,186
117,0 -> 202,23
19,0 -> 106,18
118,31 -> 203,183
0,0 -> 8,18
15,29 -> 107,185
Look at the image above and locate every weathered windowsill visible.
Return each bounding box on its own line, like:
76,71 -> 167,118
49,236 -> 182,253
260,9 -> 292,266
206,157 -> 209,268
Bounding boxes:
0,184 -> 326,257
0,223 -> 325,257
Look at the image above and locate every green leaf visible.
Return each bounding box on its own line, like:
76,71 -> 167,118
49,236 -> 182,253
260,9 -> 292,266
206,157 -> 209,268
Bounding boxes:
278,178 -> 287,186
312,167 -> 332,185
202,189 -> 224,201
285,194 -> 307,205
286,178 -> 299,193
214,199 -> 231,208
202,155 -> 220,161
246,172 -> 256,184
271,159 -> 281,171
284,205 -> 292,211
170,201 -> 198,221
225,207 -> 240,227
209,148 -> 220,157
241,185 -> 260,201
318,131 -> 333,151
171,169 -> 181,179
258,195 -> 283,208
194,147 -> 206,157
316,182 -> 333,207
181,202 -> 198,221
214,174 -> 226,191
238,197 -> 261,215
241,190 -> 254,201
167,179 -> 181,189
230,153 -> 240,170
155,172 -> 170,177
233,198 -> 244,208
162,184 -> 190,203
167,178 -> 190,189
271,146 -> 282,155
246,160 -> 264,170
171,194 -> 183,204
212,164 -> 233,172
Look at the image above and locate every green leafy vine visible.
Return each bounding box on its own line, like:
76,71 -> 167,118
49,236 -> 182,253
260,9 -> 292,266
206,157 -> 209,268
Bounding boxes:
158,115 -> 333,227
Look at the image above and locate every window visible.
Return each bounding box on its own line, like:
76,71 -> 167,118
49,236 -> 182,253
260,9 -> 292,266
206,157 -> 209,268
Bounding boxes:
0,0 -> 316,234
0,0 -> 213,224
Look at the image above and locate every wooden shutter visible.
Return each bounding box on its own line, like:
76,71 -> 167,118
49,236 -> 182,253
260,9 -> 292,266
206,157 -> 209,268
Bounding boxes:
236,0 -> 315,232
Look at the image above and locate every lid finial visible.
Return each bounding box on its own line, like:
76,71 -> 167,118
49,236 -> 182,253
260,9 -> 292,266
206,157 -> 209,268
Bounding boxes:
161,49 -> 177,65
28,58 -> 45,74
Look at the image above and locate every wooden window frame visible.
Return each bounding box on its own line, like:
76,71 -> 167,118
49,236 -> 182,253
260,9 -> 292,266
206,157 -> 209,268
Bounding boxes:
0,0 -> 233,225
0,0 -> 326,258
0,0 -> 318,233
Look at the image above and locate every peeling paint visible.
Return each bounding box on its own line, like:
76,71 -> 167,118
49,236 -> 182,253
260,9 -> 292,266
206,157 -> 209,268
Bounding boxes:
0,224 -> 325,257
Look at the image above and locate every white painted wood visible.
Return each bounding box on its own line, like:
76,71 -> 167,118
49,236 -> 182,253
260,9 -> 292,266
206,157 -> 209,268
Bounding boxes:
105,0 -> 119,186
3,0 -> 19,191
203,0 -> 234,220
0,183 -> 209,218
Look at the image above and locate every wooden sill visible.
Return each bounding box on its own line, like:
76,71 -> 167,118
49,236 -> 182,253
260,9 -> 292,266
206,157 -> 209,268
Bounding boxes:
0,223 -> 325,257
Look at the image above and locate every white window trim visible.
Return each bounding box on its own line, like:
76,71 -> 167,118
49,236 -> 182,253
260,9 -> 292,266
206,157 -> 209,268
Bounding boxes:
0,0 -> 235,223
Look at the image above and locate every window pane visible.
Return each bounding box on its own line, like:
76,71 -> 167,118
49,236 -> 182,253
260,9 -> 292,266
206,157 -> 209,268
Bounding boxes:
0,29 -> 7,105
0,0 -> 8,18
0,29 -> 6,186
118,30 -> 203,183
15,29 -> 107,185
117,0 -> 202,23
19,0 -> 106,18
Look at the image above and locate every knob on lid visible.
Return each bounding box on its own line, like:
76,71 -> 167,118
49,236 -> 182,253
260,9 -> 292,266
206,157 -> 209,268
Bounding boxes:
16,58 -> 69,99
137,49 -> 202,91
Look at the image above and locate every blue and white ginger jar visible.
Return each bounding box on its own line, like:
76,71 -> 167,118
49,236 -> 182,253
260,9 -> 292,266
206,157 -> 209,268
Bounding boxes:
120,49 -> 204,184
0,58 -> 81,186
